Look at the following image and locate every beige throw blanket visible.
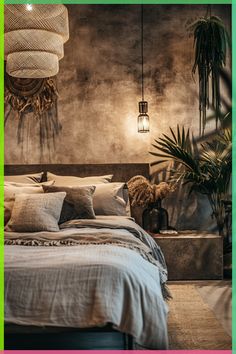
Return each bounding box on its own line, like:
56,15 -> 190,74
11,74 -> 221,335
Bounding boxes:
5,231 -> 164,278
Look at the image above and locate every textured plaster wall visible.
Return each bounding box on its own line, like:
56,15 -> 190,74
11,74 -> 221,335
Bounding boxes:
4,5 -> 231,230
5,4 -> 231,165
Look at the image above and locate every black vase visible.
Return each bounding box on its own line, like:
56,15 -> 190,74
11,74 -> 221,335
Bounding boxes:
142,199 -> 169,233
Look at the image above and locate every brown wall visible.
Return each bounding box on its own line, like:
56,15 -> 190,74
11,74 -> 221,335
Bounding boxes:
4,4 -> 231,165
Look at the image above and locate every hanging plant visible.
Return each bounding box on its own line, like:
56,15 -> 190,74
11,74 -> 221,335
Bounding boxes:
188,13 -> 230,135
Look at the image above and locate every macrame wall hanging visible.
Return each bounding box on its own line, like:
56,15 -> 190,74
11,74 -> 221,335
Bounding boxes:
4,4 -> 69,160
4,73 -> 61,157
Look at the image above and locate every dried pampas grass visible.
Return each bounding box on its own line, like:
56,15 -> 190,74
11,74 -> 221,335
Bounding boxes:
127,175 -> 173,207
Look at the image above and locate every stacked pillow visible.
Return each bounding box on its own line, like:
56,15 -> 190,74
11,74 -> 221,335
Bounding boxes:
6,192 -> 66,232
4,172 -> 45,227
46,172 -> 129,216
46,172 -> 113,186
5,172 -> 43,184
4,181 -> 51,225
43,185 -> 96,223
4,171 -> 131,232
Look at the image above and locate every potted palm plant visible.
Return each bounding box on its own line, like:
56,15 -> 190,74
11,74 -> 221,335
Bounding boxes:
150,125 -> 232,236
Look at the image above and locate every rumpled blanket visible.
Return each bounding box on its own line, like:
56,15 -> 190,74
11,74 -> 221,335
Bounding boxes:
5,216 -> 169,348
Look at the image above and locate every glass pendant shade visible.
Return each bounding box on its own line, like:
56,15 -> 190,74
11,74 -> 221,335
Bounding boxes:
138,100 -> 150,133
138,113 -> 150,133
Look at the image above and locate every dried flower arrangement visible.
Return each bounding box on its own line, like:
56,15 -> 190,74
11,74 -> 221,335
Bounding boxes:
127,175 -> 173,207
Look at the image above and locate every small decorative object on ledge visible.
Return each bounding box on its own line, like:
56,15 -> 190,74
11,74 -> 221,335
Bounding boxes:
127,175 -> 174,233
142,198 -> 169,233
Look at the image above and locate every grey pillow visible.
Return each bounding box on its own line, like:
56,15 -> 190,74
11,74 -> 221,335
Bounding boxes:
4,172 -> 43,184
6,192 -> 66,232
43,185 -> 96,223
46,172 -> 113,186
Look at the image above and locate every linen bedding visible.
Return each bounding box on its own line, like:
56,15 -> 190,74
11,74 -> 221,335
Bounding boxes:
5,216 -> 169,349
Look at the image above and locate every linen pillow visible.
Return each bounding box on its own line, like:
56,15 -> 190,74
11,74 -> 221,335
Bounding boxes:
92,183 -> 127,216
4,182 -> 47,225
43,185 -> 96,223
4,172 -> 43,184
6,192 -> 66,232
47,172 -> 113,186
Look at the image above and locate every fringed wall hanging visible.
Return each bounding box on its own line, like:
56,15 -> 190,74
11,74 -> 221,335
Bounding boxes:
4,72 -> 62,159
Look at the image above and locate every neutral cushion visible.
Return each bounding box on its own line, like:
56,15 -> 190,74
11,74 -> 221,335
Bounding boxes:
93,183 -> 127,216
4,182 -> 47,225
47,172 -> 113,186
43,185 -> 96,223
6,192 -> 66,232
4,172 -> 43,184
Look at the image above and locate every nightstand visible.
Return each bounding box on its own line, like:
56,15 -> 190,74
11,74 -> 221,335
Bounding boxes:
150,231 -> 223,280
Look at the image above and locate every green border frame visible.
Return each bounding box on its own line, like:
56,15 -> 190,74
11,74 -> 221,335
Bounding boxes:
0,0 -> 234,352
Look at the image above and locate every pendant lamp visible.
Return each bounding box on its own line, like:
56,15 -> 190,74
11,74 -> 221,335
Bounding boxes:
137,5 -> 150,133
4,4 -> 69,78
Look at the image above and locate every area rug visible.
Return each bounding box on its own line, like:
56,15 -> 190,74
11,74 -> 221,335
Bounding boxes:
196,281 -> 232,336
167,284 -> 232,349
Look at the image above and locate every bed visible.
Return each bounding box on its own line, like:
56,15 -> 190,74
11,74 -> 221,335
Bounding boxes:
4,164 -> 169,350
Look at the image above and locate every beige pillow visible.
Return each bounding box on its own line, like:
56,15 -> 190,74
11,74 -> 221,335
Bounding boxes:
4,172 -> 43,184
92,183 -> 127,216
43,184 -> 96,223
6,192 -> 66,232
47,172 -> 113,186
4,183 -> 47,225
4,181 -> 54,188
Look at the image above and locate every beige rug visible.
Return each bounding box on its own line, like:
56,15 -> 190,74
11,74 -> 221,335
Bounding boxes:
168,284 -> 232,349
196,282 -> 232,336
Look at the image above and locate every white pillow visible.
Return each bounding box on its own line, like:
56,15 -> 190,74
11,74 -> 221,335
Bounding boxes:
47,172 -> 113,186
92,183 -> 127,216
4,172 -> 43,184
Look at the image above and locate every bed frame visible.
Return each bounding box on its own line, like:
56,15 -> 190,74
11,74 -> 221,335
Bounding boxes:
4,163 -> 149,350
4,163 -> 150,182
5,324 -> 134,350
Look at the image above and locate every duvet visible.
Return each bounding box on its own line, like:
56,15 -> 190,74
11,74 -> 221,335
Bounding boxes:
5,216 -> 169,349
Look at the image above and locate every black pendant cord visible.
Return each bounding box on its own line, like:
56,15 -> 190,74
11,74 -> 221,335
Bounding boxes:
141,4 -> 144,101
206,4 -> 212,18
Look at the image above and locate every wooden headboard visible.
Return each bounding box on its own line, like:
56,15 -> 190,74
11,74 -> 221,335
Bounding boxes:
4,164 -> 150,182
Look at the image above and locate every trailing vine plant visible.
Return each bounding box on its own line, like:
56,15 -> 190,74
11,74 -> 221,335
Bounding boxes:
188,6 -> 230,135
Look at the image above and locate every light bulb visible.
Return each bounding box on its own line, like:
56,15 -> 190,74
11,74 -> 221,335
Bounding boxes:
26,4 -> 33,11
137,101 -> 150,133
138,113 -> 150,133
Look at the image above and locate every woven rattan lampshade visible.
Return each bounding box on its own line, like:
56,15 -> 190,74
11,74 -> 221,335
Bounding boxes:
4,4 -> 69,78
